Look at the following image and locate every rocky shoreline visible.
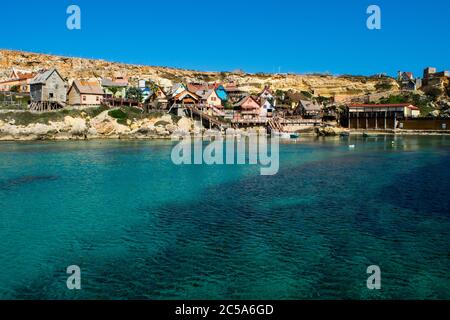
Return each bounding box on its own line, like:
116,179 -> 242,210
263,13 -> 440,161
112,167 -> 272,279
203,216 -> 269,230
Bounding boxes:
1,109 -> 449,141
0,109 -> 271,141
0,110 -> 195,141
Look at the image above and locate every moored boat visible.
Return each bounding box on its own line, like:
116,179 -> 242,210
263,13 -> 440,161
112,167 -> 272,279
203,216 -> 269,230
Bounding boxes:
272,131 -> 291,139
363,132 -> 378,138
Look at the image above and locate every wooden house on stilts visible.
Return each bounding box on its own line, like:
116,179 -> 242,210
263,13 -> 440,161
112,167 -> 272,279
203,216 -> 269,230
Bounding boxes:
29,69 -> 68,112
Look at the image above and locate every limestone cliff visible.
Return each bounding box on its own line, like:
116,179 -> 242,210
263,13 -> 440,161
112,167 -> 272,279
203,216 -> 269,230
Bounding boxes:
0,49 -> 398,98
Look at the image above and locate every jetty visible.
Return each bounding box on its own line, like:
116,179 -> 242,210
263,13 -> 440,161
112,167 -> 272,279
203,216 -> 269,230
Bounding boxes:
185,105 -> 230,130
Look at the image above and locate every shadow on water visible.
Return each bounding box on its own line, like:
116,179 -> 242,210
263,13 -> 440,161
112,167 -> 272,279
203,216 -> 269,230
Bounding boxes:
0,175 -> 59,191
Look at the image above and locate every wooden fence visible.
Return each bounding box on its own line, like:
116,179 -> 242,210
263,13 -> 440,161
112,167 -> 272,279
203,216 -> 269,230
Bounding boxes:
399,118 -> 450,131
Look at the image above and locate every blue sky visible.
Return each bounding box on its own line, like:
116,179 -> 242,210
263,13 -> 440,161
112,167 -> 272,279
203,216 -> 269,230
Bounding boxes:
0,0 -> 449,76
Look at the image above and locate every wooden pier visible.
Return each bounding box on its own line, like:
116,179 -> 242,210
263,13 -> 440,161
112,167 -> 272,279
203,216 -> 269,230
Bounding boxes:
186,105 -> 230,130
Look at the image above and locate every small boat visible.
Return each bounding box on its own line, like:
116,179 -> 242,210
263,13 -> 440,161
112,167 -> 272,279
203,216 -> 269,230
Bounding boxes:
290,133 -> 300,139
340,132 -> 350,137
272,131 -> 291,139
362,132 -> 377,138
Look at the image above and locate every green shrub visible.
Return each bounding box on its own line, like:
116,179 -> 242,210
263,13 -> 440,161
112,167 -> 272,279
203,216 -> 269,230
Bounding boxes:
425,87 -> 443,99
1,105 -> 167,127
117,118 -> 128,126
146,111 -> 164,119
379,95 -> 408,104
223,100 -> 234,110
124,106 -> 145,117
9,85 -> 20,93
108,109 -> 127,119
125,87 -> 144,102
87,105 -> 109,117
375,81 -> 393,91
301,91 -> 313,98
1,111 -> 64,125
171,115 -> 182,123
379,93 -> 435,117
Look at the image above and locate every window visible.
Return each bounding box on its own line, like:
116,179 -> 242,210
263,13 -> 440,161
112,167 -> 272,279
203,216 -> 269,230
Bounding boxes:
49,93 -> 54,98
83,96 -> 86,101
96,96 -> 100,102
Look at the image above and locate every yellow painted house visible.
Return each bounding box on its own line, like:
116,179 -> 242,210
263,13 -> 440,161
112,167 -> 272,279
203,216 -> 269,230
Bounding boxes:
196,89 -> 222,108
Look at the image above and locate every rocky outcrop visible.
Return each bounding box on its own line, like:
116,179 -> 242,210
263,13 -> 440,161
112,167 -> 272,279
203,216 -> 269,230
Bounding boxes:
315,126 -> 348,136
0,110 -> 196,141
177,118 -> 193,132
89,111 -> 130,136
0,122 -> 58,140
64,116 -> 88,135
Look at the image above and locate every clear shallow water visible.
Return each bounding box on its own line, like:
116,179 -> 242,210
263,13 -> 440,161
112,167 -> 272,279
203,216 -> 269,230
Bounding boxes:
0,136 -> 449,300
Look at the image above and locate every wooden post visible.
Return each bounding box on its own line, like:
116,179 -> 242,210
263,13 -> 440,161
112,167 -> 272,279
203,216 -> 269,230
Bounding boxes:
394,112 -> 397,130
366,112 -> 369,130
375,112 -> 378,129
356,112 -> 359,130
384,111 -> 387,130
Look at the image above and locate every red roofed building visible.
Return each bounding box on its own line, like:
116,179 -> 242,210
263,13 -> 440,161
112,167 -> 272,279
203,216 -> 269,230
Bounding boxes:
171,90 -> 199,106
187,83 -> 212,93
233,95 -> 262,121
0,68 -> 36,93
347,103 -> 420,130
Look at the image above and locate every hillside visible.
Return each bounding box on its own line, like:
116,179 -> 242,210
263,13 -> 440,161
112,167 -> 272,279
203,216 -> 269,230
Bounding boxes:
0,49 -> 399,98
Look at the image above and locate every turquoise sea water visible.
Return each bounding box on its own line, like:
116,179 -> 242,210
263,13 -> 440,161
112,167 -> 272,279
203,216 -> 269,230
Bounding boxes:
0,136 -> 449,300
